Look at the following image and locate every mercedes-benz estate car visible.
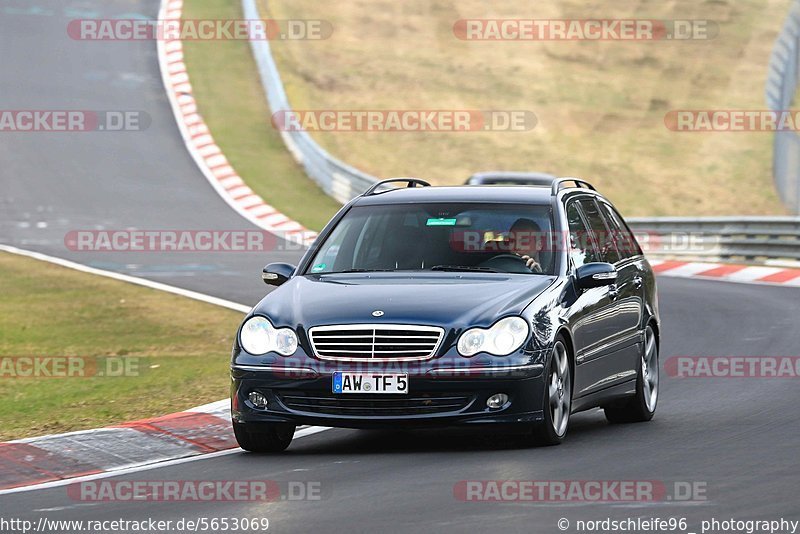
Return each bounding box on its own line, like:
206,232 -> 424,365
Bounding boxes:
230,177 -> 660,452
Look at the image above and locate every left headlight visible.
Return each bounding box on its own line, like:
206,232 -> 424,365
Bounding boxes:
457,316 -> 530,357
239,316 -> 298,356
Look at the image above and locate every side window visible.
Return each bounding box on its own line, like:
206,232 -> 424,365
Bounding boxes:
566,201 -> 601,269
578,198 -> 620,264
600,202 -> 642,259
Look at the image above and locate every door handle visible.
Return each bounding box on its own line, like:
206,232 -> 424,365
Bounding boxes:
608,286 -> 620,300
633,276 -> 643,289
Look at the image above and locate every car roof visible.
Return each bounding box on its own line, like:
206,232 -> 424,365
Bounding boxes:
354,185 -> 559,206
466,171 -> 557,185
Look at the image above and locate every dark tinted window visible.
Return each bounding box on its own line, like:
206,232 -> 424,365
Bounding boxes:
600,202 -> 642,259
577,198 -> 620,264
566,201 -> 601,268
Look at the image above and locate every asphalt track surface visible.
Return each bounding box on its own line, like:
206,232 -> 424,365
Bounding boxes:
0,0 -> 300,306
1,1 -> 800,533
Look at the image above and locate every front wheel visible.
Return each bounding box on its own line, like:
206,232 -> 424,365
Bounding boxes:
528,339 -> 571,446
604,325 -> 658,424
233,421 -> 295,453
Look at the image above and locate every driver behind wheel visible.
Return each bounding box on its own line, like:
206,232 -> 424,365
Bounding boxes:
507,218 -> 544,272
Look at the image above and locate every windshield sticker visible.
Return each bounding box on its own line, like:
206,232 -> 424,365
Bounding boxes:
426,217 -> 458,226
311,263 -> 327,272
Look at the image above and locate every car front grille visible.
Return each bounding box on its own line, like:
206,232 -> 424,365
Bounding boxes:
276,391 -> 473,416
308,324 -> 445,362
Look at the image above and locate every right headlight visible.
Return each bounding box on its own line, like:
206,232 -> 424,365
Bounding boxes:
239,316 -> 298,356
457,316 -> 530,357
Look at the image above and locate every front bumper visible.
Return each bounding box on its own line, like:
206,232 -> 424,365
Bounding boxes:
230,363 -> 547,429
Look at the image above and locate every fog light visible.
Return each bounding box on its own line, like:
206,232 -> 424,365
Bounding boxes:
248,391 -> 268,409
486,393 -> 508,409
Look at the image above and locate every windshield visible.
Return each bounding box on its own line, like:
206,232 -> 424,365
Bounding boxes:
305,202 -> 556,275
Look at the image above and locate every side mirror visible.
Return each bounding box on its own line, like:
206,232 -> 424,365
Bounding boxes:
262,262 -> 296,287
575,262 -> 617,289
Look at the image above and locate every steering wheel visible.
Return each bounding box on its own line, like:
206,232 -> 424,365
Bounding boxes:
479,253 -> 539,274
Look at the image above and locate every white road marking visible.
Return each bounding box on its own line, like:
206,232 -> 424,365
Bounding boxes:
657,262 -> 721,277
190,399 -> 230,413
725,266 -> 783,281
0,244 -> 250,313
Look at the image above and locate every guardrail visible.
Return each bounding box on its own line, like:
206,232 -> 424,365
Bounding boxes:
242,0 -> 378,203
628,217 -> 800,263
766,0 -> 800,214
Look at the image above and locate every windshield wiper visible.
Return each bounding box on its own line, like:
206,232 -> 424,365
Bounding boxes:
430,265 -> 500,273
333,268 -> 397,273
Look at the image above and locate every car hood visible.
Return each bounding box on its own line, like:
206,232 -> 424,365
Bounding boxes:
253,272 -> 555,328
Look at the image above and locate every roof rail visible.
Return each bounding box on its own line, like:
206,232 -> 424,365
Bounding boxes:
551,177 -> 596,195
362,178 -> 431,196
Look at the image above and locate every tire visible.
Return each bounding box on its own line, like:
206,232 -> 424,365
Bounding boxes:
604,324 -> 658,424
528,338 -> 572,446
233,421 -> 295,453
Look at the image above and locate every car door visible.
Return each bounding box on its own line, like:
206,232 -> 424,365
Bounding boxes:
564,199 -> 621,398
599,200 -> 648,369
577,198 -> 642,389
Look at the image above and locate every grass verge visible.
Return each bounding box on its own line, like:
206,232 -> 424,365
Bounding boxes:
180,0 -> 343,231
0,252 -> 242,440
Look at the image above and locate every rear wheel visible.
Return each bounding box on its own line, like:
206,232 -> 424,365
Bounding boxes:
529,339 -> 571,446
604,325 -> 658,424
233,421 -> 295,453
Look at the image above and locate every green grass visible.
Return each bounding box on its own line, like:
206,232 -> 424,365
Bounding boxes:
0,252 -> 243,440
181,0 -> 342,231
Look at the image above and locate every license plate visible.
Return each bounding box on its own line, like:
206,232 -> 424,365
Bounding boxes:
332,372 -> 408,394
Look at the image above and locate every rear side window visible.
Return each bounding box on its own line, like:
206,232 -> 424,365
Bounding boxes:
566,201 -> 601,268
600,202 -> 643,259
577,199 -> 621,264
